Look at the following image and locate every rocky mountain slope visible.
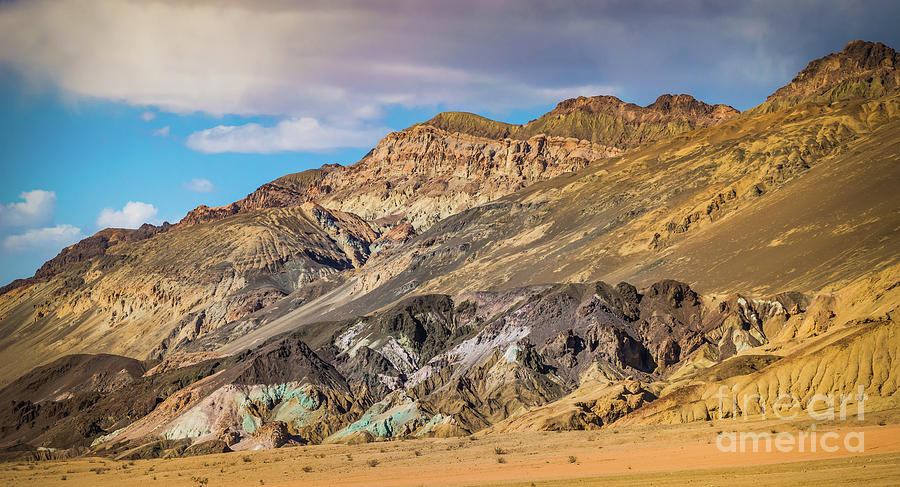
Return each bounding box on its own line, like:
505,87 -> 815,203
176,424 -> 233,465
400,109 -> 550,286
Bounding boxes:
0,92 -> 738,386
0,223 -> 173,296
748,39 -> 900,114
2,265 -> 896,457
0,203 -> 377,385
423,93 -> 738,149
179,93 -> 737,232
209,54 -> 899,356
0,40 -> 897,461
332,90 -> 900,298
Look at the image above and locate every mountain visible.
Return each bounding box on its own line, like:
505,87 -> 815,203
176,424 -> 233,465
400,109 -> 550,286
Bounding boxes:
0,203 -> 378,385
180,93 -> 737,232
422,93 -> 738,149
0,41 -> 897,460
0,92 -> 736,387
0,223 -> 173,297
748,40 -> 899,114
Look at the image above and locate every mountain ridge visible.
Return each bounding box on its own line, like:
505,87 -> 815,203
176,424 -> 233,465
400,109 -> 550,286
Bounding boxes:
748,39 -> 899,114
0,40 -> 897,462
419,93 -> 739,148
176,92 -> 736,234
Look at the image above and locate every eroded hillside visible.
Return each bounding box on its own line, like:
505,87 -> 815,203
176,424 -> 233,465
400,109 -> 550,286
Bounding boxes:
0,41 -> 897,462
2,264 -> 896,458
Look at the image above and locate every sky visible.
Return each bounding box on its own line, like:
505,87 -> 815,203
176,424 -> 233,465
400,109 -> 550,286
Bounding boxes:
0,0 -> 898,285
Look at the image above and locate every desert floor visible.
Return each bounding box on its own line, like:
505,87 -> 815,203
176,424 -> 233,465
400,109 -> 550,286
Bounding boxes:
2,409 -> 899,486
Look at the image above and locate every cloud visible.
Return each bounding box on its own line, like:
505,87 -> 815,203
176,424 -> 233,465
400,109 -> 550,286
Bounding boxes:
186,118 -> 389,154
0,0 -> 897,119
182,178 -> 214,192
0,190 -> 57,228
153,125 -> 170,137
140,110 -> 156,122
96,201 -> 158,228
3,224 -> 82,253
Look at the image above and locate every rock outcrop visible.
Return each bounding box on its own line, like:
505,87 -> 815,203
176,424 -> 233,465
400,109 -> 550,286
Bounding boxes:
181,126 -> 617,232
749,40 -> 899,114
422,94 -> 739,149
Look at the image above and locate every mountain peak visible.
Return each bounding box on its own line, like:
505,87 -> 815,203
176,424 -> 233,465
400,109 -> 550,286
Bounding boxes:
542,93 -> 738,138
752,40 -> 898,113
417,111 -> 514,139
421,93 -> 737,150
549,94 -> 627,114
840,40 -> 897,69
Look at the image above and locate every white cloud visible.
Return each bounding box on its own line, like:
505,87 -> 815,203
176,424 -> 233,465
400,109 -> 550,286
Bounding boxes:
0,0 -> 627,121
140,110 -> 156,121
96,201 -> 158,229
0,190 -> 57,228
186,118 -> 389,154
0,0 -> 894,119
182,178 -> 214,193
4,224 -> 82,253
153,125 -> 170,137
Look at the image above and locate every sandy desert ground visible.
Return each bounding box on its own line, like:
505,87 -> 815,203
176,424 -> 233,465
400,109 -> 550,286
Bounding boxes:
2,409 -> 898,487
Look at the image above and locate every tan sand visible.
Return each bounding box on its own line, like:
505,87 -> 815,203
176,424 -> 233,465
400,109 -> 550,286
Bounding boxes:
2,413 -> 898,486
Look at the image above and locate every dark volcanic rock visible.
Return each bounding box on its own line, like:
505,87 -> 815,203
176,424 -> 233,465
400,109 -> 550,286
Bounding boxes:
233,338 -> 348,393
0,355 -> 234,450
376,294 -> 457,364
0,354 -> 145,404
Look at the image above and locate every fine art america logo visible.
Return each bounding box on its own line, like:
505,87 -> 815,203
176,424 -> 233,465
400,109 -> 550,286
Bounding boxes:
715,385 -> 868,453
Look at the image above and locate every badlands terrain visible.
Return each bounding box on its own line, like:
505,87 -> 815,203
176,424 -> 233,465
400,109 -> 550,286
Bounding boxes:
0,40 -> 898,485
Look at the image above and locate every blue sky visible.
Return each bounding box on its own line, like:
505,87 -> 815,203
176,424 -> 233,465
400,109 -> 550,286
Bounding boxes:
1,0 -> 898,285
0,66 -> 557,284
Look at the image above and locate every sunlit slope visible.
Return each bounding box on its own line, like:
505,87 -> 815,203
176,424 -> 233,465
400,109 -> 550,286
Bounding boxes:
342,94 -> 900,303
0,204 -> 376,386
421,94 -> 738,149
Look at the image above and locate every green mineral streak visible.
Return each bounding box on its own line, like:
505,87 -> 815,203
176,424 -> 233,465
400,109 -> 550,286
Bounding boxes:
415,414 -> 446,437
242,414 -> 258,433
332,396 -> 423,439
236,383 -> 322,432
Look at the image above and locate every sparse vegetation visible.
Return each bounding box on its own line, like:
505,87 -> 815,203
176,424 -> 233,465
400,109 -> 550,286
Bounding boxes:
367,459 -> 379,468
568,456 -> 577,464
